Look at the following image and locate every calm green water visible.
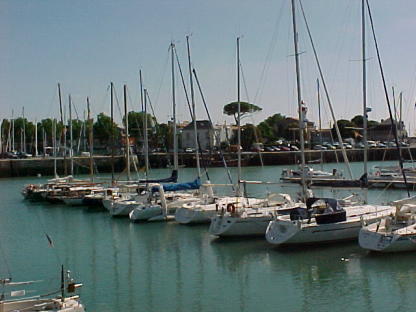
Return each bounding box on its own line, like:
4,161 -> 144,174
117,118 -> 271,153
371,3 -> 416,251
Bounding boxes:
1,162 -> 416,312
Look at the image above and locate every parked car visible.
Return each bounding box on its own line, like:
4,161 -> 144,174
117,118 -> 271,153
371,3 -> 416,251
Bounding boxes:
279,146 -> 291,152
323,143 -> 336,150
313,145 -> 327,150
376,142 -> 387,148
265,146 -> 275,152
185,147 -> 195,153
289,145 -> 299,151
356,142 -> 365,149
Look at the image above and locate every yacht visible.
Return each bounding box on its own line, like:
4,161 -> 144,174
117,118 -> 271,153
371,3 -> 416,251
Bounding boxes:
209,194 -> 297,237
0,267 -> 85,312
265,197 -> 395,246
359,196 -> 416,252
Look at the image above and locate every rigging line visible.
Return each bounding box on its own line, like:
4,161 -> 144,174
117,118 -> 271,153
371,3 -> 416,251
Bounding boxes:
125,86 -> 143,138
174,46 -> 194,119
192,68 -> 234,189
239,61 -> 265,167
113,86 -> 124,124
254,0 -> 287,104
153,50 -> 171,111
72,102 -> 80,120
298,0 -> 354,180
145,90 -> 156,118
32,208 -> 62,266
365,0 -> 410,197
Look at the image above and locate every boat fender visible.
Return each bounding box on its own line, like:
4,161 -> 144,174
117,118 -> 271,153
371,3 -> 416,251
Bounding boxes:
226,203 -> 236,214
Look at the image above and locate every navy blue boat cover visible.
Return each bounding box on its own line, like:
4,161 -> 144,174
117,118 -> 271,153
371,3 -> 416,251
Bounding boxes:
152,177 -> 201,192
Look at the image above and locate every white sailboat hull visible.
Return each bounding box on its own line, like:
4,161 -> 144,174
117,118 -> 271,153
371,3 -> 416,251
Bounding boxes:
129,205 -> 163,221
209,214 -> 272,237
109,200 -> 138,217
359,224 -> 416,253
1,297 -> 85,312
265,205 -> 395,246
175,204 -> 218,224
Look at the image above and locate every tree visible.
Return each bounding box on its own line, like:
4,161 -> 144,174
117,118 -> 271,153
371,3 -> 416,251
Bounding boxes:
257,113 -> 293,141
332,119 -> 355,139
223,101 -> 262,124
93,113 -> 119,144
123,111 -> 156,141
351,115 -> 363,127
240,124 -> 259,150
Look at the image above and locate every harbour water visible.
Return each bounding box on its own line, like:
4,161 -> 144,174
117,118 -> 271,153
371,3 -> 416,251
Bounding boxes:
1,161 -> 415,311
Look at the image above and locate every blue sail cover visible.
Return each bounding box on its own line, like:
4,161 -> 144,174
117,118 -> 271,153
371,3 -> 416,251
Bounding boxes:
152,178 -> 201,192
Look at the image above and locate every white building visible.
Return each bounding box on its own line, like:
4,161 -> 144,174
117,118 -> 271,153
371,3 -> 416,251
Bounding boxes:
181,120 -> 232,150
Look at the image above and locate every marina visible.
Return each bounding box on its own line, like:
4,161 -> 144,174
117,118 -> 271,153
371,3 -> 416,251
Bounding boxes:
2,0 -> 416,311
1,163 -> 416,311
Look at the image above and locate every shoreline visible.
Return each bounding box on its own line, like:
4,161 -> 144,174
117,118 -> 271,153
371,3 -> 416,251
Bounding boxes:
1,147 -> 415,178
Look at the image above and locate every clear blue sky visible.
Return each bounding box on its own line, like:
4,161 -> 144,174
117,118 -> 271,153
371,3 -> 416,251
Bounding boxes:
1,0 -> 416,135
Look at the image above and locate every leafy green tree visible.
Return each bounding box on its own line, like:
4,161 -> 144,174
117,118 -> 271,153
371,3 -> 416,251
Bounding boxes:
257,113 -> 294,141
332,119 -> 355,139
93,113 -> 119,143
240,124 -> 258,150
123,111 -> 156,141
223,102 -> 262,124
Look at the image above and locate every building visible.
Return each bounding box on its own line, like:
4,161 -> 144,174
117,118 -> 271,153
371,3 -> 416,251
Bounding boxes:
368,118 -> 407,142
311,129 -> 334,144
181,120 -> 215,150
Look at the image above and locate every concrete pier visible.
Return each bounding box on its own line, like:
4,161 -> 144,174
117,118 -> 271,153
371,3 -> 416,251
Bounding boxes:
0,147 -> 414,178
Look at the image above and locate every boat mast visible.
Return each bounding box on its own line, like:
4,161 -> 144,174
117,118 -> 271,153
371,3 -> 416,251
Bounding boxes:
171,42 -> 178,171
35,119 -> 38,157
291,0 -> 307,201
87,97 -> 94,182
58,83 -> 67,176
362,0 -> 369,200
186,35 -> 201,178
11,109 -> 14,152
399,91 -> 403,139
53,118 -> 58,178
298,0 -> 354,180
237,37 -> 242,194
83,110 -> 87,152
124,84 -> 131,181
317,78 -> 322,139
110,82 -> 115,184
22,107 -> 25,153
69,95 -> 74,176
43,127 -> 46,157
144,88 -> 149,176
0,121 -> 2,154
317,78 -> 323,170
365,0 -> 410,197
139,70 -> 149,178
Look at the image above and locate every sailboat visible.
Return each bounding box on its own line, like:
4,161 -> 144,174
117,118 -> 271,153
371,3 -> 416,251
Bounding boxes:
208,37 -> 304,237
265,0 -> 396,246
359,196 -> 416,252
357,0 -> 416,252
0,265 -> 84,312
129,39 -> 209,222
